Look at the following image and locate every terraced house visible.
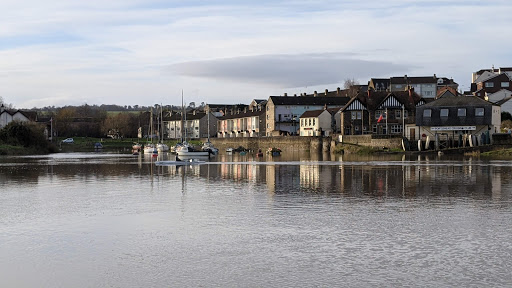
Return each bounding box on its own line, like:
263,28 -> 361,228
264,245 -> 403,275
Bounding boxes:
265,89 -> 350,137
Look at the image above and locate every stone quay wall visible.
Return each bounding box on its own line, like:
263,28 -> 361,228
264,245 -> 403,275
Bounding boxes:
204,137 -> 332,152
338,135 -> 402,149
203,135 -> 401,152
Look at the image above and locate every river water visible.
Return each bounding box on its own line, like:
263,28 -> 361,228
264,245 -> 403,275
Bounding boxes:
1,151 -> 512,287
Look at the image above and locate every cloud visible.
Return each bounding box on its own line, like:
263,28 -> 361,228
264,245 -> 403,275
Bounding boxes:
1,0 -> 512,108
167,53 -> 410,87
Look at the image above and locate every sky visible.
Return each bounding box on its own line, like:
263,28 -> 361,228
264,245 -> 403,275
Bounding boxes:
1,0 -> 512,108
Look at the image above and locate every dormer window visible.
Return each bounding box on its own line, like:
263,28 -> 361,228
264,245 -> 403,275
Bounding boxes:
475,108 -> 484,116
458,108 -> 466,117
423,109 -> 432,117
440,109 -> 449,117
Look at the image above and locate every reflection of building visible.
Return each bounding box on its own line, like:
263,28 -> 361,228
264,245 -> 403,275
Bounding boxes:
299,164 -> 337,190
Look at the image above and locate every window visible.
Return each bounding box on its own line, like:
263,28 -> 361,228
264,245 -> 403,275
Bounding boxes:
308,119 -> 311,126
440,109 -> 449,117
423,109 -> 432,117
424,91 -> 433,96
403,111 -> 408,119
372,125 -> 377,133
396,110 -> 401,119
485,82 -> 494,88
475,108 -> 484,116
391,125 -> 403,134
375,110 -> 387,119
313,119 -> 316,126
458,108 -> 466,117
301,119 -> 304,126
351,111 -> 362,120
502,82 -> 510,88
266,115 -> 269,120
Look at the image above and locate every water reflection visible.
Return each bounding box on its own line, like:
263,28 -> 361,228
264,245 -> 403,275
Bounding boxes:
3,152 -> 510,203
2,152 -> 512,287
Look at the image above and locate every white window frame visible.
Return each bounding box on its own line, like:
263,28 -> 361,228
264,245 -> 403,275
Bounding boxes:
440,109 -> 449,117
423,109 -> 432,117
458,108 -> 466,117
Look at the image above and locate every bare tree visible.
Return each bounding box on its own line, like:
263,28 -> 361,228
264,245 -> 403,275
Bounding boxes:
344,78 -> 360,98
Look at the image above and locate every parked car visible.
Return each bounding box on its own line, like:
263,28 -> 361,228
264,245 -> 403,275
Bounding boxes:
62,138 -> 74,144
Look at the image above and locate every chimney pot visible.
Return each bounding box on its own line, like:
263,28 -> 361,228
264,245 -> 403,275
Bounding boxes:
314,91 -> 317,97
284,93 -> 287,97
325,89 -> 328,95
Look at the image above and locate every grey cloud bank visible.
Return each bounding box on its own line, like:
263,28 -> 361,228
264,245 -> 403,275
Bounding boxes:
168,54 -> 410,88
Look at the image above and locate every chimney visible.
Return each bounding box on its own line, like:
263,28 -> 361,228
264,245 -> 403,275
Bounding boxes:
284,92 -> 288,97
314,91 -> 318,97
294,94 -> 297,97
409,87 -> 415,103
337,87 -> 341,96
367,90 -> 371,98
434,73 -> 436,79
325,89 -> 328,95
0,104 -> 4,113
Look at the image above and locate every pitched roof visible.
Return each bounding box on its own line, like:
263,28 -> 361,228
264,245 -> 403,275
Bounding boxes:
421,95 -> 493,108
341,90 -> 424,112
299,109 -> 330,118
390,76 -> 437,84
217,109 -> 265,120
269,96 -> 350,106
437,86 -> 460,98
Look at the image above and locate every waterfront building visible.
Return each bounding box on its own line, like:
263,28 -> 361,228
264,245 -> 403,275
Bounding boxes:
340,88 -> 426,139
265,89 -> 350,137
216,106 -> 266,138
415,88 -> 501,142
299,107 -> 340,137
164,110 -> 217,140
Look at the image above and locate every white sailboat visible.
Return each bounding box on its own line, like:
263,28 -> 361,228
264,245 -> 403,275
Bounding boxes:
144,108 -> 158,154
156,104 -> 169,152
176,92 -> 210,157
201,104 -> 218,155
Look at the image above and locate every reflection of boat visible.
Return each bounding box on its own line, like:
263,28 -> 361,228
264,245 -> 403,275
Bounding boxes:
256,149 -> 263,157
226,148 -> 233,153
155,158 -> 205,166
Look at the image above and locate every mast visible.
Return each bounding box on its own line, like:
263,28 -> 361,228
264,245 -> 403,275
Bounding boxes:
160,103 -> 164,143
181,90 -> 185,143
207,104 -> 210,142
